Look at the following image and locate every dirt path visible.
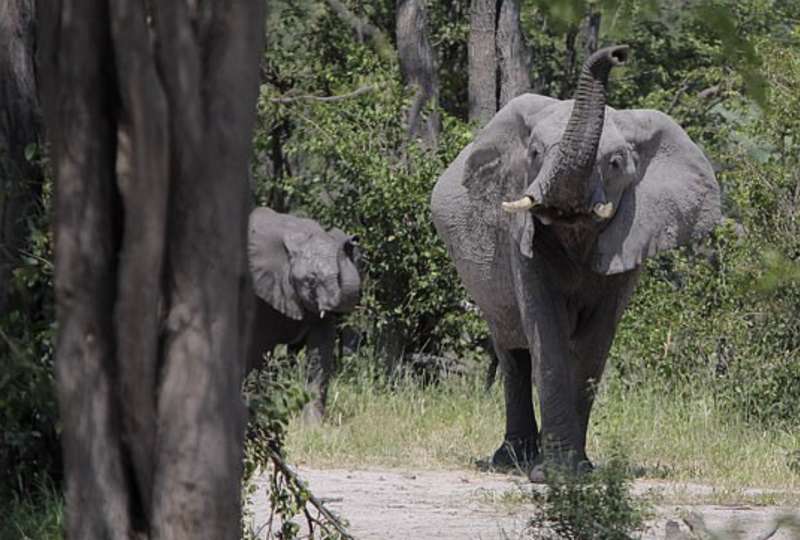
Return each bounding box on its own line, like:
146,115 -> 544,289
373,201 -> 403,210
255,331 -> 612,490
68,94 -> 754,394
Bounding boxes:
248,467 -> 799,539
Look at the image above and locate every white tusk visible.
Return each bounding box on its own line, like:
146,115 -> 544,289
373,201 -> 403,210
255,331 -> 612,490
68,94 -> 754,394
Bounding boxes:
320,310 -> 326,319
593,201 -> 614,219
501,196 -> 536,213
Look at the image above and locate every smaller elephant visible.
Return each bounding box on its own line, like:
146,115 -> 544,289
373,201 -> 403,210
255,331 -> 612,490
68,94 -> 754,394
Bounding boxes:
247,207 -> 362,422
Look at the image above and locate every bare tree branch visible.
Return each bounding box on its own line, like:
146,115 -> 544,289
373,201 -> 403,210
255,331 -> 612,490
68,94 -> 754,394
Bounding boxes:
270,451 -> 354,540
324,0 -> 395,63
270,84 -> 379,104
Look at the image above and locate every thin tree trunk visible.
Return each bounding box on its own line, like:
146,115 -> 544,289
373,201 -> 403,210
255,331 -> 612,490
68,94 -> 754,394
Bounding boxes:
559,26 -> 579,99
0,0 -> 41,315
468,0 -> 497,125
582,9 -> 601,56
496,0 -> 531,108
38,1 -> 265,537
396,0 -> 441,145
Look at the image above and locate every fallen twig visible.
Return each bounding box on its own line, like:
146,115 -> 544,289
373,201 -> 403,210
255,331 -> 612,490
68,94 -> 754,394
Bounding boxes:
269,451 -> 354,539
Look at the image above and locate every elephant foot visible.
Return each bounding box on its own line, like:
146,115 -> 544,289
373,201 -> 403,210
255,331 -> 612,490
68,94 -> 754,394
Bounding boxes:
477,436 -> 539,473
528,453 -> 594,484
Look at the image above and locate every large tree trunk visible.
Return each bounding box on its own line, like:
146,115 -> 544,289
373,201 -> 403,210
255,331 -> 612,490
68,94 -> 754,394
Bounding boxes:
469,0 -> 531,124
468,0 -> 497,125
38,1 -> 265,538
0,0 -> 41,315
496,0 -> 531,108
396,0 -> 440,145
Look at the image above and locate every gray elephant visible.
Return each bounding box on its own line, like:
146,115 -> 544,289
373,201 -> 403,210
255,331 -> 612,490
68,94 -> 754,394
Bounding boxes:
431,45 -> 720,481
247,207 -> 362,422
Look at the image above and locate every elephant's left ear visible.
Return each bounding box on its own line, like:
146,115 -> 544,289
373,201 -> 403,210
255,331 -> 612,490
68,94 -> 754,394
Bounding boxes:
592,109 -> 722,274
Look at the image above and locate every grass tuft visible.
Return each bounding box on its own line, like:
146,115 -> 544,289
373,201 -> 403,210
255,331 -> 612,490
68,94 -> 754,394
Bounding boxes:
0,480 -> 63,540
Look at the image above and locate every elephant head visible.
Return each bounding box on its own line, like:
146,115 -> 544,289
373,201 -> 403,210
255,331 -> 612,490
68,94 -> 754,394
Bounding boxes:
462,45 -> 720,272
248,208 -> 362,320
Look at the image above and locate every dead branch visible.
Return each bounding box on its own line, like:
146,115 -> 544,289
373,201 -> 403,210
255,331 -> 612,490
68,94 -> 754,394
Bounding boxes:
667,76 -> 691,114
698,84 -> 721,99
270,451 -> 354,539
270,84 -> 378,104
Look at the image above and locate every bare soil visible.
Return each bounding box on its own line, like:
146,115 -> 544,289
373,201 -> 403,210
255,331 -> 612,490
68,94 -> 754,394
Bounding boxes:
249,466 -> 799,539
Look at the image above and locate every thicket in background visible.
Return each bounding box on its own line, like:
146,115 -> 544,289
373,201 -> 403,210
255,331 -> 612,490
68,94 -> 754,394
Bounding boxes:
251,0 -> 800,426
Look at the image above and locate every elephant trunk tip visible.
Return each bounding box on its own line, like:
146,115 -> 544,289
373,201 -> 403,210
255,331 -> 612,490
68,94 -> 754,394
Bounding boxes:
586,44 -> 630,77
608,45 -> 629,66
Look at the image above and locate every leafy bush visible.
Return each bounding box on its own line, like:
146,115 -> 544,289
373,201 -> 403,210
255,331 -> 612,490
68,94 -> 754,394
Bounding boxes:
0,176 -> 59,501
526,449 -> 650,540
254,2 -> 488,361
242,357 -> 351,539
610,33 -> 800,426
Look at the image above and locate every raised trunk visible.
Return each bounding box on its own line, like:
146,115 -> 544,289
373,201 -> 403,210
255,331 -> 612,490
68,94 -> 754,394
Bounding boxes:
542,45 -> 628,208
337,259 -> 361,313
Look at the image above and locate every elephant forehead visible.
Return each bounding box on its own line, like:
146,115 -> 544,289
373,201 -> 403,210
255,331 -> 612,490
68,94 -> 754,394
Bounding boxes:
527,101 -> 628,156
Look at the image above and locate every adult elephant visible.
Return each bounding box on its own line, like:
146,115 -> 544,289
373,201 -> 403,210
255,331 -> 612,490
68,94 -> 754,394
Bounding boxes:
430,45 -> 720,482
247,207 -> 362,422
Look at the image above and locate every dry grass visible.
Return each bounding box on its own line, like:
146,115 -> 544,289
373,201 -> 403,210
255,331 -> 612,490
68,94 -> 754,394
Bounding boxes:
286,360 -> 800,504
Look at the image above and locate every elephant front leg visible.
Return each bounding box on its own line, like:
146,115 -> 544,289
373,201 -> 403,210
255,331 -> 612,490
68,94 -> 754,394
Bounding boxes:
489,346 -> 539,470
528,346 -> 589,483
512,258 -> 584,482
302,318 -> 336,423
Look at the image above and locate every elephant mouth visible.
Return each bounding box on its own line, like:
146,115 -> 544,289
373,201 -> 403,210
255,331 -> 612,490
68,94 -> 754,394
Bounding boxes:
502,195 -> 614,224
532,206 -> 593,226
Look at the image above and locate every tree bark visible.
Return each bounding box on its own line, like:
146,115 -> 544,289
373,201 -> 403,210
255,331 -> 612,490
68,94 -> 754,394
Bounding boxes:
396,0 -> 441,145
582,9 -> 601,56
560,26 -> 579,99
468,0 -> 497,125
496,0 -> 531,108
38,1 -> 265,538
0,0 -> 42,315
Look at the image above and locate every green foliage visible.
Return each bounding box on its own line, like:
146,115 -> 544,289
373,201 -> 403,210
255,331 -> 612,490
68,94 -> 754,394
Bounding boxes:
243,359 -> 310,481
255,0 -> 487,357
0,479 -> 63,540
611,34 -> 800,426
242,358 -> 351,539
253,0 -> 800,425
0,167 -> 59,501
526,448 -> 650,539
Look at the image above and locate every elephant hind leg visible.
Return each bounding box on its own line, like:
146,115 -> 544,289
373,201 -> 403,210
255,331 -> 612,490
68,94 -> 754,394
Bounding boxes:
487,346 -> 539,470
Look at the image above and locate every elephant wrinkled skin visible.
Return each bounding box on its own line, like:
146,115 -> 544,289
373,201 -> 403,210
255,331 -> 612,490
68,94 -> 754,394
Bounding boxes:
247,207 -> 362,422
430,45 -> 721,482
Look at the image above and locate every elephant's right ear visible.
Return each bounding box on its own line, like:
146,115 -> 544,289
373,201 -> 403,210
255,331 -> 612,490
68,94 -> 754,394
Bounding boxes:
462,94 -> 559,260
248,209 -> 305,320
592,110 -> 722,274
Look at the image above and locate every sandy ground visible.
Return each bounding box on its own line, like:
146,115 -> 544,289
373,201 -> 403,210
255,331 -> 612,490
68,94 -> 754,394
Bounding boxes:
248,466 -> 800,539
